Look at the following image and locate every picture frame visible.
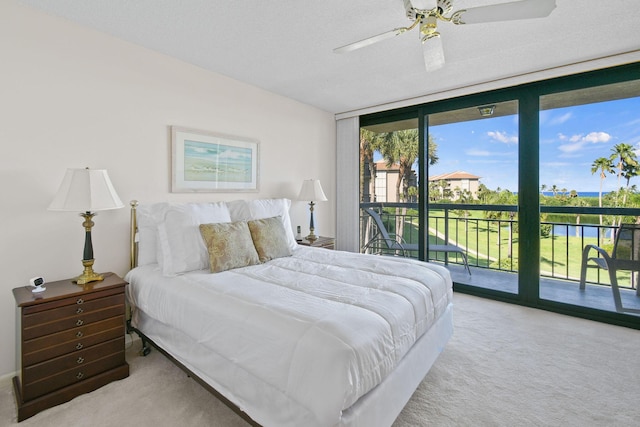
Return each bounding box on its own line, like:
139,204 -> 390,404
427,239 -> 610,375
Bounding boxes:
171,126 -> 259,192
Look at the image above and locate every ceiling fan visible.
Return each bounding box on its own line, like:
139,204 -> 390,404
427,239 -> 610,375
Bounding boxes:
334,0 -> 557,72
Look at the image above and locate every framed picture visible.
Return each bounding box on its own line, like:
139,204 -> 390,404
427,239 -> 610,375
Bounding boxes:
171,126 -> 259,192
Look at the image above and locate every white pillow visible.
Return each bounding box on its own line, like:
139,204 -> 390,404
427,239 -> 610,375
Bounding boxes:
135,203 -> 170,266
157,202 -> 231,276
227,199 -> 252,222
228,198 -> 297,250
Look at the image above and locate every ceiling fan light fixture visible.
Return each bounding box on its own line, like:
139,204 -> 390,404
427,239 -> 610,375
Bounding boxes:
420,14 -> 439,37
422,32 -> 445,71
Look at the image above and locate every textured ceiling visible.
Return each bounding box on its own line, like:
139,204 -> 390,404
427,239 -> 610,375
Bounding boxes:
18,0 -> 640,114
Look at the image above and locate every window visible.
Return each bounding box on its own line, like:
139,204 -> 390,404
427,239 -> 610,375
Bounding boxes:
357,63 -> 640,328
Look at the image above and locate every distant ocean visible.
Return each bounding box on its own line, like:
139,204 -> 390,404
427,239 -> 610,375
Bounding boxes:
541,191 -> 607,197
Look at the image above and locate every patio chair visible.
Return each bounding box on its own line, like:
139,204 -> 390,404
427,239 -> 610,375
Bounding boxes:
579,223 -> 640,314
362,208 -> 471,275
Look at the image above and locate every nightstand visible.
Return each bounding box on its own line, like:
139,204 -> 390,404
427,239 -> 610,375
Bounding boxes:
12,272 -> 129,422
298,236 -> 335,250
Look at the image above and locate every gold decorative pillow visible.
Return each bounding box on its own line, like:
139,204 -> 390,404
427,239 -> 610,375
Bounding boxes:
248,216 -> 293,262
199,221 -> 260,273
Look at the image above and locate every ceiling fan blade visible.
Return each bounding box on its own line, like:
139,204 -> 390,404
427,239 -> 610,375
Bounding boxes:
422,35 -> 445,72
408,0 -> 437,11
334,28 -> 406,53
455,0 -> 556,25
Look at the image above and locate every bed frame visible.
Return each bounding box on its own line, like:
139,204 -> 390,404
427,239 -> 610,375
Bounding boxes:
125,200 -> 452,427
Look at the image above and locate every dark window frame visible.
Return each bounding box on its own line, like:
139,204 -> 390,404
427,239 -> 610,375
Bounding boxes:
360,62 -> 640,329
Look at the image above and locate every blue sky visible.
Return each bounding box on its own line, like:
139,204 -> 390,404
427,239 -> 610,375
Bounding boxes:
425,96 -> 640,193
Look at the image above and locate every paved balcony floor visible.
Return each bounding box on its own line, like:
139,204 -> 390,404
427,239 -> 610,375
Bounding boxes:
443,263 -> 640,315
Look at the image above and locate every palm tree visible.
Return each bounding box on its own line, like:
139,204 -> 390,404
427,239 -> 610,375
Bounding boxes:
570,197 -> 590,237
378,129 -> 439,202
610,143 -> 638,227
437,179 -> 450,200
359,129 -> 386,202
610,143 -> 638,194
376,130 -> 416,227
362,127 -> 439,245
591,156 -> 614,225
377,129 -> 438,242
360,129 -> 387,249
621,161 -> 639,207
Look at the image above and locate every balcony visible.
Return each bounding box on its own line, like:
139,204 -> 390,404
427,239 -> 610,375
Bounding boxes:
360,202 -> 640,315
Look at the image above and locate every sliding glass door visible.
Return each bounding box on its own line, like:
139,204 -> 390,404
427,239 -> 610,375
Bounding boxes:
538,80 -> 640,314
426,100 -> 519,292
359,100 -> 522,293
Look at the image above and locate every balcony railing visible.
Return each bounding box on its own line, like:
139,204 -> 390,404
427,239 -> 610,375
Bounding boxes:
360,202 -> 640,292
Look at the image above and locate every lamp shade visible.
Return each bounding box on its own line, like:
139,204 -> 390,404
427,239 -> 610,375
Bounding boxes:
298,179 -> 328,202
48,168 -> 124,212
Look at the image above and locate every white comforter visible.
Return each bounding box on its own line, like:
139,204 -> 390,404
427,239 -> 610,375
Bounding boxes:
126,247 -> 453,426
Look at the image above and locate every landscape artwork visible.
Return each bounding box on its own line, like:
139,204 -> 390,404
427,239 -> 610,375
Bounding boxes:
172,126 -> 259,192
184,140 -> 252,183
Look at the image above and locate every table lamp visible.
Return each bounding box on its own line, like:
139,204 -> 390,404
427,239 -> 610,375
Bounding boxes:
298,179 -> 327,242
48,168 -> 124,285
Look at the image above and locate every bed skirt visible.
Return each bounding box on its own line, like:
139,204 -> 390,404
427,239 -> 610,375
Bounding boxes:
131,302 -> 453,427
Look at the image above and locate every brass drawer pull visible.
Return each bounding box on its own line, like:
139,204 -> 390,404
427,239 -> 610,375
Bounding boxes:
76,357 -> 85,364
76,343 -> 83,350
76,331 -> 84,338
76,319 -> 84,326
76,372 -> 84,380
76,307 -> 84,314
76,298 -> 84,305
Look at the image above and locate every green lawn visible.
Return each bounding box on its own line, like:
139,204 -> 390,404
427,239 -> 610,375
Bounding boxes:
380,208 -> 631,286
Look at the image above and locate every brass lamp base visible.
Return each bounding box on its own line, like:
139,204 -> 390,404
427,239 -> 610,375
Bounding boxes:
74,259 -> 104,285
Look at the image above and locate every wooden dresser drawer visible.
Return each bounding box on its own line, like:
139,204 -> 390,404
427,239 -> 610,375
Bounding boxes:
22,303 -> 125,340
21,287 -> 123,316
23,292 -> 124,328
23,317 -> 124,366
22,346 -> 125,401
23,337 -> 124,385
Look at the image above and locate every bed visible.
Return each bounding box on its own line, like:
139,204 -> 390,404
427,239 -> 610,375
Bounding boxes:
125,198 -> 453,427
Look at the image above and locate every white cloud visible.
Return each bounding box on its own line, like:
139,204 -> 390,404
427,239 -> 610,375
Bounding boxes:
542,162 -> 571,167
583,131 -> 611,143
558,140 -> 583,153
467,159 -> 512,164
466,149 -> 491,156
557,131 -> 611,153
487,131 -> 518,144
550,112 -> 573,125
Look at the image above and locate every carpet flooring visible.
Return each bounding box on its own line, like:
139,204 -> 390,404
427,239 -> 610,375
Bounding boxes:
1,293 -> 638,426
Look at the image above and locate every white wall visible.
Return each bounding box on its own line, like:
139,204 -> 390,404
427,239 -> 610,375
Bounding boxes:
0,1 -> 336,378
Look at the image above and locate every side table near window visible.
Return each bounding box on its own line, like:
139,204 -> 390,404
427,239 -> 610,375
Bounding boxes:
298,236 -> 335,250
12,272 -> 129,421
